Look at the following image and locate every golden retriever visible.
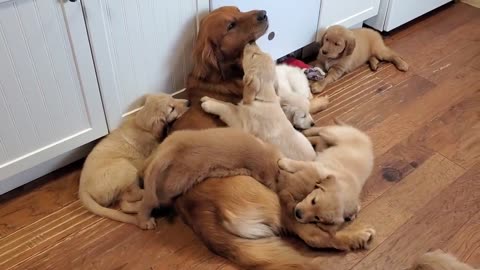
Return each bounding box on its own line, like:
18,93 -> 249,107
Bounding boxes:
136,128 -> 282,230
278,122 -> 374,234
409,250 -> 477,270
311,25 -> 409,93
200,42 -> 316,161
165,7 -> 375,269
78,94 -> 189,225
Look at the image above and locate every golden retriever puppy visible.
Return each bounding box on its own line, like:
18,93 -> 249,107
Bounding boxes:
278,122 -> 374,234
136,128 -> 283,230
79,94 -> 189,225
409,250 -> 477,270
276,64 -> 330,129
201,43 -> 316,161
311,25 -> 409,93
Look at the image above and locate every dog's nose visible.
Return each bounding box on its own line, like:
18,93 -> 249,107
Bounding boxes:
310,122 -> 315,127
257,10 -> 267,22
186,100 -> 191,107
295,208 -> 303,219
322,49 -> 328,55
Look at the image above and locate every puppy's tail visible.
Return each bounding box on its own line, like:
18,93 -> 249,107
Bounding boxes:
333,117 -> 347,126
79,189 -> 138,225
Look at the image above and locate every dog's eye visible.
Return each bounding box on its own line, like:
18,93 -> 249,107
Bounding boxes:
168,106 -> 174,113
325,38 -> 329,42
311,198 -> 316,205
314,216 -> 320,221
335,42 -> 340,46
227,22 -> 236,31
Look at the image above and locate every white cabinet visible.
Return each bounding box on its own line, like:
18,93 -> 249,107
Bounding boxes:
0,0 -> 107,194
318,0 -> 381,28
82,0 -> 209,129
210,0 -> 322,60
365,0 -> 451,32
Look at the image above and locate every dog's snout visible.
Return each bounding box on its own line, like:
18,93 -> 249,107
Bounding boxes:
310,122 -> 315,127
295,208 -> 303,219
322,49 -> 328,55
186,100 -> 191,107
257,10 -> 267,22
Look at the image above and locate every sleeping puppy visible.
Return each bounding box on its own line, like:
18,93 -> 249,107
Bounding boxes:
201,43 -> 316,161
276,64 -> 329,129
278,122 -> 374,234
311,25 -> 409,93
78,94 -> 189,225
409,250 -> 477,270
136,128 -> 283,230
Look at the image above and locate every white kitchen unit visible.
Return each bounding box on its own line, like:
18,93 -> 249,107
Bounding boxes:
0,0 -> 108,194
318,0 -> 381,28
365,0 -> 452,32
82,0 -> 209,129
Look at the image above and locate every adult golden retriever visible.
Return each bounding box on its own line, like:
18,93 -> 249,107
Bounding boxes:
169,7 -> 375,270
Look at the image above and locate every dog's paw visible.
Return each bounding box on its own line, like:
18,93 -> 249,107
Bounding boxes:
311,81 -> 327,94
200,100 -> 214,113
137,217 -> 156,230
277,159 -> 290,172
397,61 -> 409,72
200,96 -> 212,103
349,227 -> 376,250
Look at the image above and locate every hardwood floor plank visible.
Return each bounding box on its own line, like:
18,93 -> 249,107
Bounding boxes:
442,210 -> 480,265
351,163 -> 480,270
317,154 -> 465,269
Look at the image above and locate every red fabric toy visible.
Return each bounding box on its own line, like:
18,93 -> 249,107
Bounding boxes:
282,57 -> 311,69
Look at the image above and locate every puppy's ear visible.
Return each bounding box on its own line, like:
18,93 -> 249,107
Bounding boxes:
135,97 -> 166,138
316,28 -> 327,48
242,74 -> 258,104
343,30 -> 356,56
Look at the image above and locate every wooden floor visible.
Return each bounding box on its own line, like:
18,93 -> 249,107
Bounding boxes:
1,3 -> 479,270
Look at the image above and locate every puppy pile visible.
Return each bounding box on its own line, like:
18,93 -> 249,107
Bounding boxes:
78,17 -> 413,270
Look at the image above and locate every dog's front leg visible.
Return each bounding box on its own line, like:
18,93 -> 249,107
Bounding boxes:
310,66 -> 344,93
200,97 -> 242,128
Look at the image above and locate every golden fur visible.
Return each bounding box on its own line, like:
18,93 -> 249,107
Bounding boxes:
136,128 -> 282,230
164,7 -> 375,269
409,250 -> 478,270
278,123 -> 374,234
200,43 -> 316,161
311,25 -> 409,93
78,94 -> 189,225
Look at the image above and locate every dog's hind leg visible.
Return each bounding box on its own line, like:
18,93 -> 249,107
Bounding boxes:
374,46 -> 409,72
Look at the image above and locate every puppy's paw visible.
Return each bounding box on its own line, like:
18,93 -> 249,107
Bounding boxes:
200,96 -> 212,103
397,61 -> 409,72
200,100 -> 214,113
311,81 -> 327,94
277,158 -> 293,172
349,227 -> 376,250
137,217 -> 156,230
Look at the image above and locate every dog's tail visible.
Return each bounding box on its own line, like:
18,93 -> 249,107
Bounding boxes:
79,189 -> 137,225
177,200 -> 318,270
333,117 -> 347,126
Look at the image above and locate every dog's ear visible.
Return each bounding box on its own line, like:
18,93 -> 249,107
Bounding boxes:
136,96 -> 166,138
242,74 -> 257,104
316,28 -> 327,48
343,30 -> 356,56
192,28 -> 220,79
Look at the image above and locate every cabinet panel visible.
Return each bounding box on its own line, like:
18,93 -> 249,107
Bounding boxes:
210,0 -> 322,60
83,0 -> 207,129
0,0 -> 107,194
318,0 -> 381,28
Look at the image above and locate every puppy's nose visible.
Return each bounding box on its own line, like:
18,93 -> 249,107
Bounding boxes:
310,122 -> 315,127
295,208 -> 303,219
322,49 -> 328,55
257,10 -> 267,22
186,100 -> 191,107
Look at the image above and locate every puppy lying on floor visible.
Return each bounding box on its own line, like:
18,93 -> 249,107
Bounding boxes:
78,94 -> 189,225
409,250 -> 478,270
276,64 -> 329,129
311,25 -> 409,93
278,121 -> 374,234
201,42 -> 316,161
136,128 -> 283,229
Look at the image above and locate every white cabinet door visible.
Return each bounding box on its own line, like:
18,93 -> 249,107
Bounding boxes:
210,0 -> 322,60
83,0 -> 209,129
0,0 -> 108,194
318,0 -> 380,29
